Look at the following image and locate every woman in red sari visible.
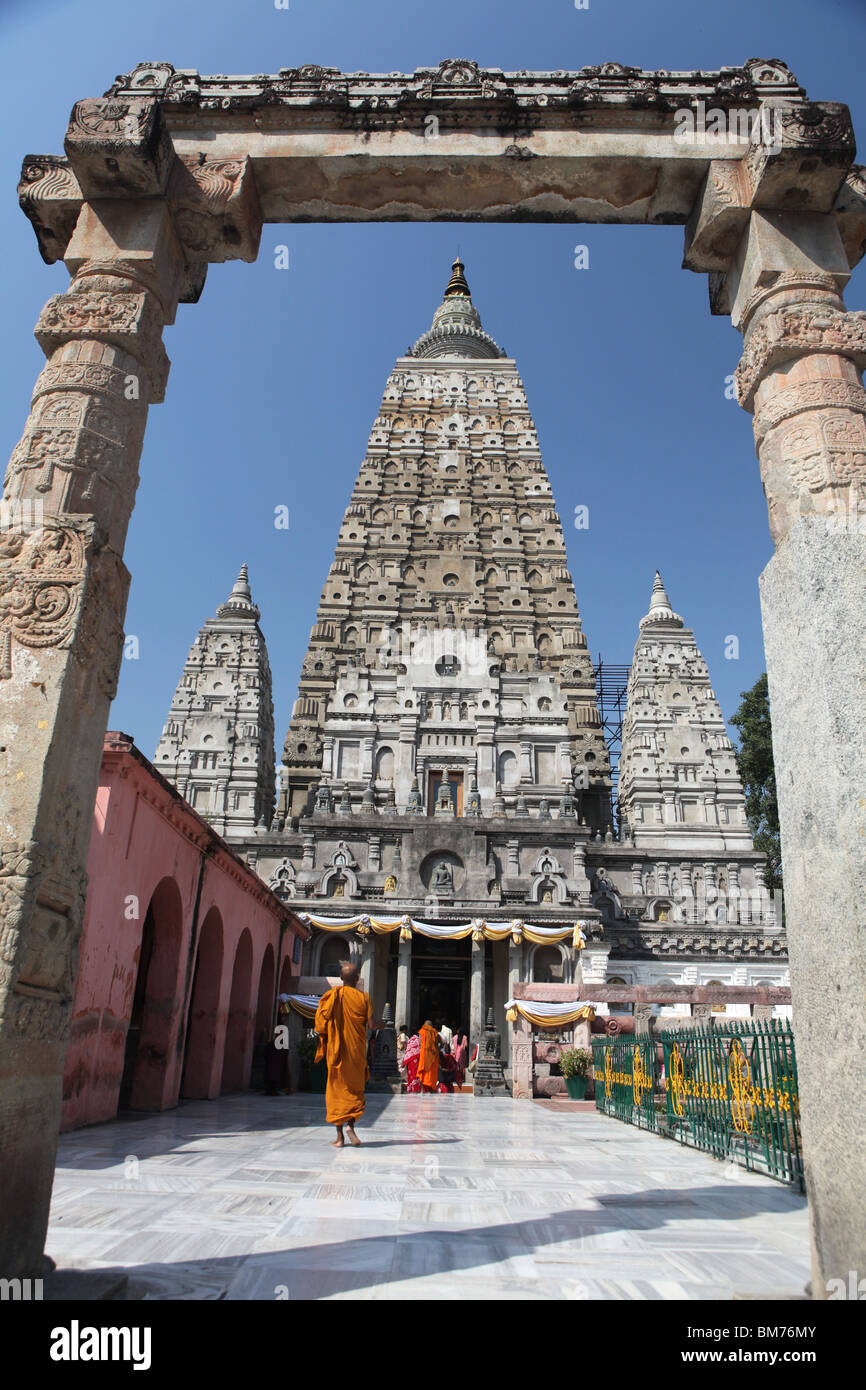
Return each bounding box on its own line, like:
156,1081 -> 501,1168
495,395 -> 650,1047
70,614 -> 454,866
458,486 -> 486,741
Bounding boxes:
452,1030 -> 468,1087
403,1032 -> 421,1092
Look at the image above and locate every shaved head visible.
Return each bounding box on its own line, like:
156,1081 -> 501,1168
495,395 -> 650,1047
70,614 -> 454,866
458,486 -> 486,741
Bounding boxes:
340,963 -> 360,987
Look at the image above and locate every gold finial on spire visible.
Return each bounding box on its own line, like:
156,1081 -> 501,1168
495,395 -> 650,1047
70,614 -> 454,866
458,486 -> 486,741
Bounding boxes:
444,255 -> 471,298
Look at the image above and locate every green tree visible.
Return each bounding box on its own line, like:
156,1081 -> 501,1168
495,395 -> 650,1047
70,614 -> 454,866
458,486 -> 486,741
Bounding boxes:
730,672 -> 782,893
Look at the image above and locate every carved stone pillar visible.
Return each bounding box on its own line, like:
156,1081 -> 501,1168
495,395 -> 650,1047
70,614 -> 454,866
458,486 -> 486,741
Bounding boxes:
511,1016 -> 533,1100
718,196 -> 866,1290
633,1002 -> 653,1036
394,934 -> 411,1033
519,741 -> 533,783
358,934 -> 374,996
469,936 -> 485,1055
0,197 -> 182,1274
2,88 -> 265,1276
507,937 -> 523,1006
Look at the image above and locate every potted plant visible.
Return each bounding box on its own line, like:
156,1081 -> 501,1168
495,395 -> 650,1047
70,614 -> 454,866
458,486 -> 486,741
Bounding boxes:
560,1047 -> 593,1100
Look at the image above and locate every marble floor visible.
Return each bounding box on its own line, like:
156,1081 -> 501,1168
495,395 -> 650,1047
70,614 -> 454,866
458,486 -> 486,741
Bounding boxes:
47,1094 -> 811,1300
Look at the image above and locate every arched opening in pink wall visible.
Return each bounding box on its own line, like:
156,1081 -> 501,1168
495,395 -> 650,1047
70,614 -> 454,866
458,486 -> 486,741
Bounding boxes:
278,953 -> 293,996
180,906 -> 224,1099
255,944 -> 276,1047
119,876 -> 184,1111
221,930 -> 254,1093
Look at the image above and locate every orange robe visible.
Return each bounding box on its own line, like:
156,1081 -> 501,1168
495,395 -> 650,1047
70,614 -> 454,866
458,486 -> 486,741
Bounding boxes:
418,1024 -> 440,1090
314,984 -> 373,1125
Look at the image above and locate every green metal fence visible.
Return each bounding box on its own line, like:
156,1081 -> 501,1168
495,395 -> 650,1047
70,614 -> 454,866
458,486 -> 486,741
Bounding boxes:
592,1019 -> 804,1191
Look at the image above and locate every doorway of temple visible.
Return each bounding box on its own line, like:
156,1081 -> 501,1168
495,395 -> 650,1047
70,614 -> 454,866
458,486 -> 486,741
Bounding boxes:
409,933 -> 470,1037
415,977 -> 465,1033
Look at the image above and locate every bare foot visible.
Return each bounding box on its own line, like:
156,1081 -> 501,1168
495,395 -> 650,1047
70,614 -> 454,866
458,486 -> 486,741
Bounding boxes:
331,1137 -> 345,1147
347,1128 -> 362,1147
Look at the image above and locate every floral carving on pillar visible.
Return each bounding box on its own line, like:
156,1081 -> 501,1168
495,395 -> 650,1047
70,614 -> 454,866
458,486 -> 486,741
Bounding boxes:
734,264 -> 866,545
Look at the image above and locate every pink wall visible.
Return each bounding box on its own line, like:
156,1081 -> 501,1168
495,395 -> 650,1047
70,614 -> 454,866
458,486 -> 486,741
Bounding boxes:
62,733 -> 307,1130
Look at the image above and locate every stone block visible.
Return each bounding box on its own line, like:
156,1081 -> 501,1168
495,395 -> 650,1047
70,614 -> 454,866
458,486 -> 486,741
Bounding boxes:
64,98 -> 175,198
683,161 -> 750,274
743,102 -> 855,214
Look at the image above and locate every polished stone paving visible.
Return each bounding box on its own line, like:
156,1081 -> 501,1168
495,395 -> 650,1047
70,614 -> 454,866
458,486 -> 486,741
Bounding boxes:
47,1094 -> 810,1300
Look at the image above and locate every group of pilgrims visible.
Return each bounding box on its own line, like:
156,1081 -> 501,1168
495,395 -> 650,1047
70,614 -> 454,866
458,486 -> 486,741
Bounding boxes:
397,1019 -> 470,1094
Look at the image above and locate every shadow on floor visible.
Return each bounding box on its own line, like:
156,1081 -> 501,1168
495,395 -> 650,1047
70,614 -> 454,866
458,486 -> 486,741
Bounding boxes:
55,1181 -> 807,1301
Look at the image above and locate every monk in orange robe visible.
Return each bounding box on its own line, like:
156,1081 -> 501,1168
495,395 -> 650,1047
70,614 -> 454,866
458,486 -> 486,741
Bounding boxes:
418,1020 -> 440,1093
314,963 -> 373,1146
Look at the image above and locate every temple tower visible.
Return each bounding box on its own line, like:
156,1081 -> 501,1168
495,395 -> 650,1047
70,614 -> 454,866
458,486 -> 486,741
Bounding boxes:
619,572 -> 753,852
278,258 -> 611,828
154,565 -> 276,834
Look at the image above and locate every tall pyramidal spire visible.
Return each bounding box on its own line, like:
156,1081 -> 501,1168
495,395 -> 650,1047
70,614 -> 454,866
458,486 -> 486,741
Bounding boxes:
619,572 -> 753,851
277,259 -> 611,825
155,565 -> 275,835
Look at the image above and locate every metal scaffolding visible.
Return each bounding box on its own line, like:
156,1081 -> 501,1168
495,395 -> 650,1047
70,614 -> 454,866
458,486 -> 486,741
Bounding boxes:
593,657 -> 631,827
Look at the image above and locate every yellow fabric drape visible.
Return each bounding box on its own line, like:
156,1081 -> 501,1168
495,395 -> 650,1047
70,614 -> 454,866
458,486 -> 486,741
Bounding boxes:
522,926 -> 574,945
297,914 -> 592,948
286,997 -> 319,1019
508,1003 -> 597,1028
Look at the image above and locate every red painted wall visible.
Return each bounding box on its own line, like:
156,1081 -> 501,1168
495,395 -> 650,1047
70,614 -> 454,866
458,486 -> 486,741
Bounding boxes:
62,734 -> 306,1130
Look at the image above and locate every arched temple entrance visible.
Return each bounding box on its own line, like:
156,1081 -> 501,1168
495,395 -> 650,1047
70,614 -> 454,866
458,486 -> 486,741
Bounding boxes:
0,54 -> 864,1289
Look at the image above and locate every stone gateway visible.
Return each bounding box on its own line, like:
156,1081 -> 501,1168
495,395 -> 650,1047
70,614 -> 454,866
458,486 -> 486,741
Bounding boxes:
0,57 -> 864,1299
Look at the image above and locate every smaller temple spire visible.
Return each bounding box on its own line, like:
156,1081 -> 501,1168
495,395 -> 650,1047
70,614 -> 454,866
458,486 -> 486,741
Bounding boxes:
639,570 -> 683,629
217,563 -> 260,620
443,255 -> 471,298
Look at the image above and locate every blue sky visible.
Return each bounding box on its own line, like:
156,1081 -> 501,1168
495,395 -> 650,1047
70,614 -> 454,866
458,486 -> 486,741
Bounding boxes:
2,0 -> 864,764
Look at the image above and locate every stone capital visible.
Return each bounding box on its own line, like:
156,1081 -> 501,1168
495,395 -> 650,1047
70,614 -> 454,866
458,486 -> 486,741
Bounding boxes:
727,211 -> 850,330
64,199 -> 186,323
64,97 -> 175,198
